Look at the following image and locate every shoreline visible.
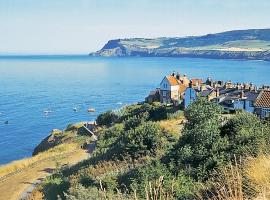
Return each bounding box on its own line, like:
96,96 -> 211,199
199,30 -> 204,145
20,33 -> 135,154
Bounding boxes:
0,121 -> 97,200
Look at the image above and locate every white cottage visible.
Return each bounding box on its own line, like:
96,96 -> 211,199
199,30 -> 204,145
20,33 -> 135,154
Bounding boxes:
160,75 -> 180,103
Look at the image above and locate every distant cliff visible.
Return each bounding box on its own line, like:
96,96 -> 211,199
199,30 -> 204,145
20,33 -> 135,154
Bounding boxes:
90,29 -> 270,61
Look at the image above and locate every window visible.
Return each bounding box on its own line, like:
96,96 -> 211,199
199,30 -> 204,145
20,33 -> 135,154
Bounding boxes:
163,91 -> 167,97
249,101 -> 254,107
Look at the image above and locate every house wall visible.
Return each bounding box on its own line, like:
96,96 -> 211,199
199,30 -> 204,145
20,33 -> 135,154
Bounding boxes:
170,85 -> 180,100
160,77 -> 180,103
208,91 -> 217,101
233,100 -> 245,110
244,100 -> 255,113
261,108 -> 270,119
160,78 -> 170,103
184,88 -> 197,108
160,90 -> 170,103
160,78 -> 170,91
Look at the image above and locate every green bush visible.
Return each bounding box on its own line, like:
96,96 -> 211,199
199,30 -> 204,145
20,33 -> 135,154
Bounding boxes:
42,176 -> 70,200
169,98 -> 270,182
123,114 -> 148,131
96,111 -> 119,126
169,97 -> 228,180
221,112 -> 270,157
118,161 -> 197,199
120,122 -> 167,159
119,102 -> 171,122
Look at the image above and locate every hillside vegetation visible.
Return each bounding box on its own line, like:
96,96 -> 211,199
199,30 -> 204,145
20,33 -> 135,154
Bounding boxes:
30,99 -> 270,200
90,29 -> 270,61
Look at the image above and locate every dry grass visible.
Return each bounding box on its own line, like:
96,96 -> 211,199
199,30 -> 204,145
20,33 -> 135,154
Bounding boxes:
0,143 -> 78,179
0,144 -> 88,200
245,155 -> 270,200
158,118 -> 184,138
208,161 -> 245,200
204,154 -> 270,200
90,176 -> 175,200
143,176 -> 175,200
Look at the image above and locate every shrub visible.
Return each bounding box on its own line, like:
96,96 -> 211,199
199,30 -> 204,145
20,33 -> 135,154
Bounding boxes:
123,114 -> 148,131
42,177 -> 70,200
221,112 -> 270,158
169,97 -> 228,180
96,111 -> 119,126
118,161 -> 197,199
120,122 -> 167,159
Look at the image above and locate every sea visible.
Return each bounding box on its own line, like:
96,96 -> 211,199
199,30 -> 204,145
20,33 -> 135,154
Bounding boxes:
0,55 -> 270,165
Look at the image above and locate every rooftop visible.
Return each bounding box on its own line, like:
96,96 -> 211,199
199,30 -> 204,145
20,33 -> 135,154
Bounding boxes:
166,75 -> 180,86
255,90 -> 270,108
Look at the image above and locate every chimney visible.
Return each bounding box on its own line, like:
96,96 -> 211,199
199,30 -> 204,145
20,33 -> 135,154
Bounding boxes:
216,88 -> 220,97
189,80 -> 192,88
240,90 -> 244,99
176,72 -> 180,80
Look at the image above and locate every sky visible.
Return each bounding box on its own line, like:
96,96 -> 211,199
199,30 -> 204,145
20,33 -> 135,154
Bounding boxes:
1,0 -> 270,54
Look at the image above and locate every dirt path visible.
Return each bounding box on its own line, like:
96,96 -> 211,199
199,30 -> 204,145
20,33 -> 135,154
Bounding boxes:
0,149 -> 89,200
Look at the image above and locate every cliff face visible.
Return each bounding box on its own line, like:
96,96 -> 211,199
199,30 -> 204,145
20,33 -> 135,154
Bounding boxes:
32,123 -> 90,156
32,129 -> 67,156
90,29 -> 270,61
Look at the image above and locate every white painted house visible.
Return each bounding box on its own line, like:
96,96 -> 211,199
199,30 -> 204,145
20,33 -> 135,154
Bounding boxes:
160,75 -> 180,103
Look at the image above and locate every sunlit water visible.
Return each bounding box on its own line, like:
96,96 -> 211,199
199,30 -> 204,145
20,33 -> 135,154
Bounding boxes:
0,55 -> 270,165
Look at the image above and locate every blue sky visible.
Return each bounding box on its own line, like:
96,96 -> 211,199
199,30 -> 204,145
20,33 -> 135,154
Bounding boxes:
1,0 -> 270,54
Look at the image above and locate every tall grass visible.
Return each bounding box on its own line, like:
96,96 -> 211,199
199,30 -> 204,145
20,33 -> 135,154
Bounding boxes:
143,176 -> 175,200
245,154 -> 270,200
208,161 -> 245,200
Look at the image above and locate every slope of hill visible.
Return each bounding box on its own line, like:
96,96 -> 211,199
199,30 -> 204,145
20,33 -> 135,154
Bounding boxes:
90,29 -> 270,61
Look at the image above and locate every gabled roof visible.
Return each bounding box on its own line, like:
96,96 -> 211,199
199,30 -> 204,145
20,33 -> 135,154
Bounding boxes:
255,90 -> 270,108
179,84 -> 188,94
201,89 -> 213,97
245,91 -> 259,101
166,75 -> 179,86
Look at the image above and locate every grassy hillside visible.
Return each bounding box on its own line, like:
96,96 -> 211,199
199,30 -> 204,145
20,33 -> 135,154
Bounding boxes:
90,29 -> 270,61
0,122 -> 97,200
29,100 -> 270,200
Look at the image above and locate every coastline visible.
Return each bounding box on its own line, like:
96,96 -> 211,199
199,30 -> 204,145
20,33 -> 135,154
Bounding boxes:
0,122 -> 97,200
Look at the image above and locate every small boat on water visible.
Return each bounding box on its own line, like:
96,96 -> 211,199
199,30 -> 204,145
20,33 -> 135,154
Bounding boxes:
87,108 -> 95,112
4,120 -> 8,124
73,107 -> 78,112
43,110 -> 52,115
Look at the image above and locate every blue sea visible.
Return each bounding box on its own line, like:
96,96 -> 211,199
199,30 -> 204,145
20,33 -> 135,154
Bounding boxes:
0,55 -> 270,165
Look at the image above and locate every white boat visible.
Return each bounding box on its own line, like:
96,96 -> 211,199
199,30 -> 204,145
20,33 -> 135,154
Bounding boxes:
73,107 -> 78,112
87,108 -> 95,112
43,110 -> 52,114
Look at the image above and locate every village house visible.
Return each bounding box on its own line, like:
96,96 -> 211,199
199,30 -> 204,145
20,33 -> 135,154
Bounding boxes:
184,82 -> 197,108
159,72 -> 189,104
146,73 -> 270,119
254,90 -> 270,119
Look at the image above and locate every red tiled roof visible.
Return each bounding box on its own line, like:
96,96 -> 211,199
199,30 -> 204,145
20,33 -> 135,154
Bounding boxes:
255,90 -> 270,108
166,76 -> 179,86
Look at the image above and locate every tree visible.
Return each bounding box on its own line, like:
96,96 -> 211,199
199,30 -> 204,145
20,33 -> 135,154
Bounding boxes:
171,97 -> 227,180
221,112 -> 270,157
